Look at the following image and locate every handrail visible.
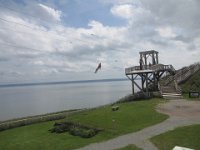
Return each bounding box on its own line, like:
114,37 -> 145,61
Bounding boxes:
125,65 -> 152,74
125,64 -> 176,74
175,64 -> 200,84
158,82 -> 162,95
174,79 -> 182,94
164,75 -> 174,85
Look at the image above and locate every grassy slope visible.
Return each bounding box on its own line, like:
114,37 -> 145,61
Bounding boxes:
67,99 -> 167,136
151,124 -> 200,150
183,93 -> 200,100
181,70 -> 200,100
0,99 -> 168,150
180,70 -> 200,93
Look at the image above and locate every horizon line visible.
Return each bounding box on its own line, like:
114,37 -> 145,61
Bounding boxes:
0,78 -> 130,88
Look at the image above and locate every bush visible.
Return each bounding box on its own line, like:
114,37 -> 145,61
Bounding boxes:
69,127 -> 96,138
49,121 -> 102,138
116,93 -> 152,104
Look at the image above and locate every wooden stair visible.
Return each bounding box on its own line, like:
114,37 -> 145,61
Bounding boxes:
176,63 -> 200,84
160,85 -> 183,100
159,63 -> 200,99
162,93 -> 183,100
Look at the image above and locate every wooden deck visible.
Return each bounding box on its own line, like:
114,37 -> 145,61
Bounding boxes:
125,64 -> 175,75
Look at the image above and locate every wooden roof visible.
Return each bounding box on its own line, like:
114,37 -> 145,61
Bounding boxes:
139,50 -> 158,55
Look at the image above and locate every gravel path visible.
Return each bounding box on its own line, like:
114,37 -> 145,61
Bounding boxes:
76,99 -> 200,150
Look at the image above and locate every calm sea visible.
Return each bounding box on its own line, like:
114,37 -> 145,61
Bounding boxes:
0,79 -> 133,121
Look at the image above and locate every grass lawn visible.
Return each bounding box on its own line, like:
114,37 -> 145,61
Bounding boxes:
183,93 -> 200,101
115,144 -> 142,150
0,98 -> 168,150
151,124 -> 200,150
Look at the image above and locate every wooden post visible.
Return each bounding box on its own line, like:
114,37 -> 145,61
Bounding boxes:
153,73 -> 157,90
152,53 -> 155,65
145,73 -> 148,93
131,74 -> 134,94
141,74 -> 144,90
144,55 -> 147,69
156,53 -> 159,64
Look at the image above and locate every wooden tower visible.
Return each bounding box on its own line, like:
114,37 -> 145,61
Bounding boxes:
125,50 -> 175,95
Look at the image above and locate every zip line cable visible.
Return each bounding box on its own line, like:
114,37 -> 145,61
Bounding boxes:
0,26 -> 74,45
0,17 -> 96,45
0,4 -> 99,45
0,41 -> 48,52
0,5 -> 103,54
0,4 -> 67,31
0,17 -> 39,31
0,5 -> 44,21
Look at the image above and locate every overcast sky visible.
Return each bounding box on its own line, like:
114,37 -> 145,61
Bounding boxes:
0,0 -> 199,84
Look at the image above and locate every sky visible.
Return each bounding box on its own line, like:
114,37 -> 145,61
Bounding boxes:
0,0 -> 199,84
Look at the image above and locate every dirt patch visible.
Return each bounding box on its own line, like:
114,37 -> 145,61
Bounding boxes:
157,100 -> 200,120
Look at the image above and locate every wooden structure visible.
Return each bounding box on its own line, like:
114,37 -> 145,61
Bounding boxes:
125,50 -> 175,95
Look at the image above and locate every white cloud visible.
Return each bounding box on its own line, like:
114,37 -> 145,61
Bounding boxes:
110,3 -> 151,27
38,3 -> 62,21
111,4 -> 134,19
156,26 -> 176,38
100,0 -> 140,5
0,0 -> 200,83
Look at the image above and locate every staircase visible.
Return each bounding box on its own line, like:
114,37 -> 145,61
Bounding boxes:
159,81 -> 182,100
159,63 -> 200,99
159,73 -> 183,99
176,63 -> 200,84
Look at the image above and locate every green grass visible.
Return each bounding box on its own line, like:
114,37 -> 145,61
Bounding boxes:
180,70 -> 200,93
183,93 -> 200,101
0,99 -> 168,150
67,99 -> 168,135
115,144 -> 142,150
151,124 -> 200,150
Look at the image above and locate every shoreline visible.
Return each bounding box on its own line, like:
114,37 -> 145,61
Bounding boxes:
0,94 -> 135,123
0,109 -> 82,124
0,109 -> 84,131
0,96 -> 125,131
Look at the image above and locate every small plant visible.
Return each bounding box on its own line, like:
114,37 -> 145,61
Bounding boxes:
112,106 -> 119,111
69,127 -> 96,138
49,121 -> 103,138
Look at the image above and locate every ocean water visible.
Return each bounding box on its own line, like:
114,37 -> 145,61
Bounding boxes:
0,79 -> 133,121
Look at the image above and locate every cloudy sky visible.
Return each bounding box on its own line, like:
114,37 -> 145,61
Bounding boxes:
0,0 -> 199,84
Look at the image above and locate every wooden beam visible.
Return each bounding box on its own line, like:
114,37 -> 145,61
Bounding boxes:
131,75 -> 134,94
156,53 -> 159,64
132,80 -> 143,91
145,73 -> 148,92
126,75 -> 132,81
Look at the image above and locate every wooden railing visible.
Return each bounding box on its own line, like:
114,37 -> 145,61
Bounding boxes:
150,64 -> 175,73
158,82 -> 162,95
158,63 -> 200,95
174,79 -> 182,94
176,64 -> 200,84
163,75 -> 174,85
125,65 -> 151,74
125,64 -> 175,74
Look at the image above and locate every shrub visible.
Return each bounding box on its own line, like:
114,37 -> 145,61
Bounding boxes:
49,121 -> 102,138
69,127 -> 96,138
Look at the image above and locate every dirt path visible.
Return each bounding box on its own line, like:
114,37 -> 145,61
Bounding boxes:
76,99 -> 200,150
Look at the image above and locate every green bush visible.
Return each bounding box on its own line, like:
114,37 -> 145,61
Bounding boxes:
69,127 -> 96,138
49,122 -> 72,133
49,121 -> 98,138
